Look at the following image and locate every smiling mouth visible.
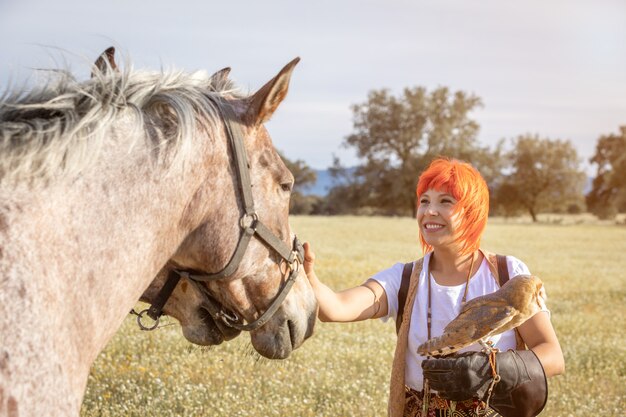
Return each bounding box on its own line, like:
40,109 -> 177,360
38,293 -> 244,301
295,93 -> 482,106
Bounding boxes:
424,223 -> 445,231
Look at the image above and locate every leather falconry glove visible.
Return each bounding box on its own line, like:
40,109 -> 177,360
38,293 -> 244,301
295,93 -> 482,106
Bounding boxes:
422,350 -> 547,417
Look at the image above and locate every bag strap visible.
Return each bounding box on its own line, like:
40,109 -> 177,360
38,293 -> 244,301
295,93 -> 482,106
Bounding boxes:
396,262 -> 414,334
494,253 -> 527,350
496,254 -> 510,286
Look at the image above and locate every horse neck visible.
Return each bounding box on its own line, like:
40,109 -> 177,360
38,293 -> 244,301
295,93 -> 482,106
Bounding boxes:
0,120 -> 230,414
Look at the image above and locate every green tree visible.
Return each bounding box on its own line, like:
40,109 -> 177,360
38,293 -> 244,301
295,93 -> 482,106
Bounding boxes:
321,157 -> 364,214
496,135 -> 586,222
337,86 -> 496,215
587,126 -> 626,219
278,151 -> 317,214
492,182 -> 526,218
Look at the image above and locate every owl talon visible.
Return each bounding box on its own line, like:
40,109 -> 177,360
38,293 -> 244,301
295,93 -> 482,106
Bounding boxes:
479,339 -> 497,353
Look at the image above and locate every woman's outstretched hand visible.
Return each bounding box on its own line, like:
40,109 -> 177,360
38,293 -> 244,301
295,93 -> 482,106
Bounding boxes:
303,241 -> 316,277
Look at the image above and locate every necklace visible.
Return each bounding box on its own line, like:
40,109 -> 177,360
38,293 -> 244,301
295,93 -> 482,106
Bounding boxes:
426,251 -> 476,341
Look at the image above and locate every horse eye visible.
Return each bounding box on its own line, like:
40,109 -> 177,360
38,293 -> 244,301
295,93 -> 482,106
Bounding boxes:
281,182 -> 293,192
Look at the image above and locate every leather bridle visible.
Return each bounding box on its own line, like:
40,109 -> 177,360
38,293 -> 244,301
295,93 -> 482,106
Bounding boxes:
138,97 -> 304,332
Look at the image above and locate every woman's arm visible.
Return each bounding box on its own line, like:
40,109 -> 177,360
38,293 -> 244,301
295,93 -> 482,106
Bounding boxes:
517,311 -> 565,377
303,242 -> 388,322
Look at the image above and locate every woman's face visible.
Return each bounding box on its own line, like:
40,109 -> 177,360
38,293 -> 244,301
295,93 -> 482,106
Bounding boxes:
416,188 -> 462,250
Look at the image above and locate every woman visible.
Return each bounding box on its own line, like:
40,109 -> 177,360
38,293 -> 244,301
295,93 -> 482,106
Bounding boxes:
303,158 -> 564,417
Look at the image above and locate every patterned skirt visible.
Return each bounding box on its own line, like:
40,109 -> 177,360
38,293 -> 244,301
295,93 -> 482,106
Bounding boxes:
404,386 -> 501,417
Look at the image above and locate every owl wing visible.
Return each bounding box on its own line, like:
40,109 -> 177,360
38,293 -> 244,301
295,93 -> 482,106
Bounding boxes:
417,297 -> 517,357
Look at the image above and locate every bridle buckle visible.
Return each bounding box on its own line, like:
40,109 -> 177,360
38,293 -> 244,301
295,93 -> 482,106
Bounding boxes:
239,212 -> 258,230
285,255 -> 301,275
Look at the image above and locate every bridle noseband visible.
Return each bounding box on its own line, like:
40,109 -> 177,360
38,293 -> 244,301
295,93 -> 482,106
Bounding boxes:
137,97 -> 304,333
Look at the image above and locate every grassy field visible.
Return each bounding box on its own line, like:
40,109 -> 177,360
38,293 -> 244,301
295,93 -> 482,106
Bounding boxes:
82,216 -> 626,416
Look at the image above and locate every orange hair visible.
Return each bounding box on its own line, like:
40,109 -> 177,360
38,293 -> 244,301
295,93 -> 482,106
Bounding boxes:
416,158 -> 489,256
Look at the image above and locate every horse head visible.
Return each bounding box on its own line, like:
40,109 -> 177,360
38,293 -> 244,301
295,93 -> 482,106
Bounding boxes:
111,52 -> 319,358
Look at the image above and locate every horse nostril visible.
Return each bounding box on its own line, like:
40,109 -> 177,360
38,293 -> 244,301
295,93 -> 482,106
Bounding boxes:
305,311 -> 316,340
287,319 -> 297,348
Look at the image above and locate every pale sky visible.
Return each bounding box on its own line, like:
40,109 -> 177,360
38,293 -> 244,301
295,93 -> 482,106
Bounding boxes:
1,0 -> 625,174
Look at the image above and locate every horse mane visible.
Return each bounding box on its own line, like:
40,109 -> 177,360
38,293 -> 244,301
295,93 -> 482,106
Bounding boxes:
0,64 -> 243,185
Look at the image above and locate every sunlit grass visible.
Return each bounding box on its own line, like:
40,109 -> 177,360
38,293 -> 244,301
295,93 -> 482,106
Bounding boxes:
82,216 -> 626,416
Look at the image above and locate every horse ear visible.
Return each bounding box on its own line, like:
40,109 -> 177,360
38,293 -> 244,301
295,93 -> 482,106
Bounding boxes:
210,67 -> 231,81
245,57 -> 300,125
208,67 -> 231,91
91,47 -> 118,78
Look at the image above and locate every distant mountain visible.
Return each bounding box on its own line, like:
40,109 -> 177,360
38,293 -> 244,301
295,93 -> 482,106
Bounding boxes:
297,167 -> 357,196
300,169 -> 334,196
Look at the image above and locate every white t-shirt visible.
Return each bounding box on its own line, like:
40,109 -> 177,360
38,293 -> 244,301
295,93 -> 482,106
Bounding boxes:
371,252 -> 547,391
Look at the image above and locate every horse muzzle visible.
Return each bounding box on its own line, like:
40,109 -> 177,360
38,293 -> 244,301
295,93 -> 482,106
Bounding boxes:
247,267 -> 318,359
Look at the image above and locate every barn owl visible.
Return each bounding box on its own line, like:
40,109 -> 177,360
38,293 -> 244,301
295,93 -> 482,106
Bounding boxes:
417,275 -> 547,357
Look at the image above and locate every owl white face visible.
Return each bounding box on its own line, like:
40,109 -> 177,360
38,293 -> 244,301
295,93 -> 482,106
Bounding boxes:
417,188 -> 463,250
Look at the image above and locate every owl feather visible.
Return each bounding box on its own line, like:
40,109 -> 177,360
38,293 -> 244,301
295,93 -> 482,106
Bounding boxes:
417,275 -> 546,357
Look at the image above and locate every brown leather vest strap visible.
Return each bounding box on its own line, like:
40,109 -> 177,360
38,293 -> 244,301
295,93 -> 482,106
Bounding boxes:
396,262 -> 414,334
389,257 -> 424,417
